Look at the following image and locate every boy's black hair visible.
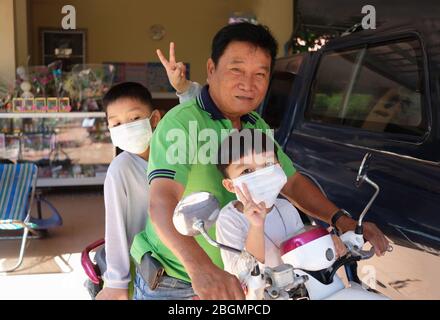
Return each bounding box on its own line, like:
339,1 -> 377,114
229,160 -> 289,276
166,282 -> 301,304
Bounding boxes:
211,22 -> 279,71
216,129 -> 279,178
103,82 -> 153,112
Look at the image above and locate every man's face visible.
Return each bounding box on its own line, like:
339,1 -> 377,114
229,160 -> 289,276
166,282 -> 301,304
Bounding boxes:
207,41 -> 272,119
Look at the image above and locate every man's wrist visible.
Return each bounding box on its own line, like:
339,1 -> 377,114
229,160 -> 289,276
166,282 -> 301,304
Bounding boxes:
185,252 -> 217,276
335,215 -> 357,233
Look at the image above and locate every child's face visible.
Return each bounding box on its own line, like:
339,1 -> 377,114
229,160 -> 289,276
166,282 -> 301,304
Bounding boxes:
107,98 -> 160,129
222,150 -> 278,194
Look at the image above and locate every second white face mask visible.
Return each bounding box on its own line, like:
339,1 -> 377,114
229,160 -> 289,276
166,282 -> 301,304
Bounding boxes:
232,164 -> 287,209
109,118 -> 152,154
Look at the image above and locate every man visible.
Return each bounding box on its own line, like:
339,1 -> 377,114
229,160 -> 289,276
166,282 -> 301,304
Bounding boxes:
131,22 -> 389,300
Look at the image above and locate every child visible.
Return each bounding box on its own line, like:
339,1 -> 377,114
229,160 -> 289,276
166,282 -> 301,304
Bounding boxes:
95,82 -> 161,300
94,44 -> 201,300
215,129 -> 347,283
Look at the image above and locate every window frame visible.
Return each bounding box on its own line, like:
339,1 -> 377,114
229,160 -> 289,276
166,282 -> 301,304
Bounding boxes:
261,70 -> 298,131
300,32 -> 432,146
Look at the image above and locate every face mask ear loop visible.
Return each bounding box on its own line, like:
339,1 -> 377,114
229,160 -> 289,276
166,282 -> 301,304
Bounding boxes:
145,113 -> 155,131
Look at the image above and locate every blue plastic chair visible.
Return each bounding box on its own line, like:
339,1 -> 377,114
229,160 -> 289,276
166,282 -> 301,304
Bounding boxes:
0,163 -> 63,272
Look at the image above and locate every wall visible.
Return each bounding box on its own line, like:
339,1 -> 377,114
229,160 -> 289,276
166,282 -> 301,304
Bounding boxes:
29,0 -> 294,84
254,0 -> 294,57
0,0 -> 16,82
14,0 -> 30,68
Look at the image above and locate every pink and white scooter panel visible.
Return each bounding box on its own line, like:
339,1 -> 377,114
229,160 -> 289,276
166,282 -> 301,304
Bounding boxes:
281,227 -> 336,271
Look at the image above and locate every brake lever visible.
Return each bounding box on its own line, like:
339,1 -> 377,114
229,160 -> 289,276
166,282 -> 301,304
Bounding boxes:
351,247 -> 375,260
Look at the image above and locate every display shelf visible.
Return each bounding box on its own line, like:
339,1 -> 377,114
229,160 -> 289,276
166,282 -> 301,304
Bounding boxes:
37,176 -> 106,187
0,112 -> 114,187
0,112 -> 106,119
151,92 -> 178,99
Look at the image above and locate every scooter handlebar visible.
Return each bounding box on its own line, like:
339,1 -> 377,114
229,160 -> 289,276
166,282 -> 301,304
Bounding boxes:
351,246 -> 376,260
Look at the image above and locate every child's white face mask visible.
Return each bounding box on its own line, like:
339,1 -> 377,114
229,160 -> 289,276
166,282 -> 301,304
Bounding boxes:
232,164 -> 287,209
109,117 -> 152,154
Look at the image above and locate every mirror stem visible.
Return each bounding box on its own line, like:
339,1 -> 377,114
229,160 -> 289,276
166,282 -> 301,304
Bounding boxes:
193,220 -> 242,254
358,176 -> 380,230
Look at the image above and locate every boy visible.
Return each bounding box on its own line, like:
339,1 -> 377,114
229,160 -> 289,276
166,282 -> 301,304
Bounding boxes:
215,129 -> 347,282
95,82 -> 161,300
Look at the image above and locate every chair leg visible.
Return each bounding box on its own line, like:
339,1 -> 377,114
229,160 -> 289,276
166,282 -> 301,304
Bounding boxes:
1,227 -> 30,273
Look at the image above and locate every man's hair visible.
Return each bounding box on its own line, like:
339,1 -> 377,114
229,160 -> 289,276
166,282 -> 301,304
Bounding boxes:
216,129 -> 279,178
211,22 -> 279,70
103,82 -> 153,112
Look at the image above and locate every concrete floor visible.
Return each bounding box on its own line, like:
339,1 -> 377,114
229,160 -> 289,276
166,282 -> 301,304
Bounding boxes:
357,242 -> 440,300
0,189 -> 438,300
0,190 -> 105,300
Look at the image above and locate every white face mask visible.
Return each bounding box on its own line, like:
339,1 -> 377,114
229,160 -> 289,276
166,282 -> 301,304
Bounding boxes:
232,164 -> 287,209
109,117 -> 153,154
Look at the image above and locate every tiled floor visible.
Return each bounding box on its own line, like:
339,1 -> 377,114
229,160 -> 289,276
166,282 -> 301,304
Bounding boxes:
0,190 -> 105,300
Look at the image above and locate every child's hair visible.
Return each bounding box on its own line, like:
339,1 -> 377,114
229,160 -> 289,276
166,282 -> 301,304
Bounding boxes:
216,129 -> 279,178
103,82 -> 153,112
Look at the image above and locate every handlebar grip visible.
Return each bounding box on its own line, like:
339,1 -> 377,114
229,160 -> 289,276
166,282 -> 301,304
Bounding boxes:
81,238 -> 105,285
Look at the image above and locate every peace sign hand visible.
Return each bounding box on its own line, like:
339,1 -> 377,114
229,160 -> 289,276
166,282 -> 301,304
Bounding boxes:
157,42 -> 191,94
236,183 -> 267,227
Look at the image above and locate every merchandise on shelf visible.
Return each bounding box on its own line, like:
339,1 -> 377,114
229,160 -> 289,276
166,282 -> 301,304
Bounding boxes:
69,64 -> 115,111
0,115 -> 114,186
3,62 -> 114,114
0,76 -> 13,113
12,96 -> 71,113
15,60 -> 63,99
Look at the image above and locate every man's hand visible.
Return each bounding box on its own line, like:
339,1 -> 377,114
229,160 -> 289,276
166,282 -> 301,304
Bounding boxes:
363,221 -> 390,256
335,215 -> 390,257
95,287 -> 129,300
157,42 -> 191,94
282,172 -> 390,257
150,179 -> 244,300
189,265 -> 245,300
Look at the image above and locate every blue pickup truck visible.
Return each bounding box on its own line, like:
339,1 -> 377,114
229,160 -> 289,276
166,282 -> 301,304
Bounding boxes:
260,19 -> 440,299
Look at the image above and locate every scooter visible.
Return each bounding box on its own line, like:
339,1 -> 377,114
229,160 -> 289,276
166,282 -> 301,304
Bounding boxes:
173,153 -> 392,300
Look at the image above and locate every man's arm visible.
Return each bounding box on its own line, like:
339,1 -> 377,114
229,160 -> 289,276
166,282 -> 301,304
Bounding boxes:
149,178 -> 245,300
281,172 -> 339,225
281,172 -> 390,256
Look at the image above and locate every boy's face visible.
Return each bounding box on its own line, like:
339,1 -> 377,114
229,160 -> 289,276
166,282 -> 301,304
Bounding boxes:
106,98 -> 160,129
222,150 -> 278,194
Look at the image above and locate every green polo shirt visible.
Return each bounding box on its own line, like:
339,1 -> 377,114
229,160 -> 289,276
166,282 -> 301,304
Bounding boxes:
131,86 -> 297,283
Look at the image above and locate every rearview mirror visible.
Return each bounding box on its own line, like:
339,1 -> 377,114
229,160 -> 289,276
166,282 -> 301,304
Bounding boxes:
173,192 -> 243,255
173,192 -> 220,237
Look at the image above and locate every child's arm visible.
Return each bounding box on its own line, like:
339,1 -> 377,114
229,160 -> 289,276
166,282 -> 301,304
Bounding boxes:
331,234 -> 348,258
216,213 -> 255,282
236,184 -> 267,264
157,42 -> 202,103
96,171 -> 131,300
245,225 -> 265,264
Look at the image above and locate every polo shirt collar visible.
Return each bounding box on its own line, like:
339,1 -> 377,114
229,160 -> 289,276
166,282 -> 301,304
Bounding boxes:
196,86 -> 257,125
